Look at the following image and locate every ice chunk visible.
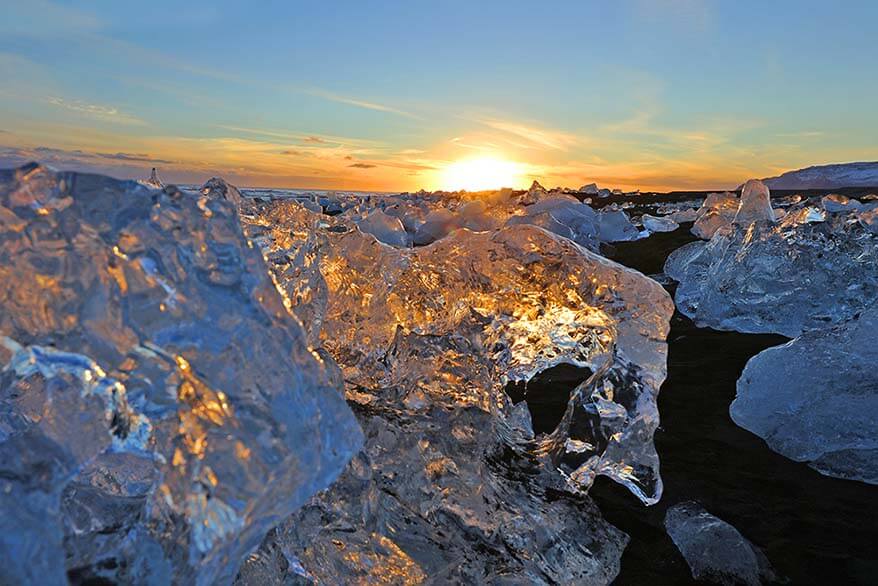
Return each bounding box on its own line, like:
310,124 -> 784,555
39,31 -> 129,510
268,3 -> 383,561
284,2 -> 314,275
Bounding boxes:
0,164 -> 362,584
200,176 -> 243,208
822,193 -> 864,213
519,179 -> 547,205
232,195 -> 678,584
668,207 -> 699,223
412,208 -> 457,245
733,179 -> 775,225
641,213 -> 679,233
665,210 -> 878,336
246,200 -> 675,505
579,182 -> 599,194
732,307 -> 878,484
506,196 -> 601,250
691,192 -> 739,239
139,167 -> 164,189
597,208 -> 642,241
665,501 -> 778,586
356,209 -> 411,247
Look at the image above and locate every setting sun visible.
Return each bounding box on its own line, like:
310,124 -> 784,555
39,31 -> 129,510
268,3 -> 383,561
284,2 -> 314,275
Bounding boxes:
440,157 -> 526,191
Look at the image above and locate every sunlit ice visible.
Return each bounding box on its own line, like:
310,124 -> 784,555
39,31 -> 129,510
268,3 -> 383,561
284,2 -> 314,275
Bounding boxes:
439,157 -> 527,191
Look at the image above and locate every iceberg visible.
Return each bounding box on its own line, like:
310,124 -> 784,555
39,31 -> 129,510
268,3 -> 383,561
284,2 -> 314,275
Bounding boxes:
732,307 -> 878,484
0,165 -> 362,584
665,501 -> 778,586
139,167 -> 164,189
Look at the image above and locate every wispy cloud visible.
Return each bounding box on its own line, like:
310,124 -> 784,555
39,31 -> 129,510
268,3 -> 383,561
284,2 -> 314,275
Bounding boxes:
46,97 -> 145,126
348,162 -> 376,169
306,88 -> 421,119
476,118 -> 580,150
216,125 -> 384,149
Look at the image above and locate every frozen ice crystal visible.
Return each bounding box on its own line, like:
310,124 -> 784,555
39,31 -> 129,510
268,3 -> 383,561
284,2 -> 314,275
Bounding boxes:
691,192 -> 739,239
665,501 -> 777,586
139,167 -> 164,189
641,214 -> 680,233
732,306 -> 878,484
665,210 -> 878,337
234,198 -> 677,583
733,179 -> 775,225
0,164 -> 362,584
356,209 -> 411,247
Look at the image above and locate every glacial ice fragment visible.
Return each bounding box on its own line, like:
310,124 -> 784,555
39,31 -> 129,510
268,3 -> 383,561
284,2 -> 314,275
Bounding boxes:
665,210 -> 878,336
641,213 -> 679,233
733,179 -> 775,225
356,209 -> 411,247
665,501 -> 778,586
0,165 -> 362,584
732,307 -> 878,484
691,192 -> 739,239
139,167 -> 164,189
234,197 -> 676,583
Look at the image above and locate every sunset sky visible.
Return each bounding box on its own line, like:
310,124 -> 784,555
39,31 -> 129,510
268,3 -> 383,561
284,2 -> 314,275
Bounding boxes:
1,0 -> 876,192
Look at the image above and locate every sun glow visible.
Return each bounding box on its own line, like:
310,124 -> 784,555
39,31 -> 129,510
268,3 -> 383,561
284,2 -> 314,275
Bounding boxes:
440,157 -> 526,191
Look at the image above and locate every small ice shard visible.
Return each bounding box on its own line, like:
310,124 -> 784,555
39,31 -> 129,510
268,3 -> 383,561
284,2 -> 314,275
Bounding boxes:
665,207 -> 878,336
580,182 -> 599,195
732,307 -> 878,484
665,501 -> 778,586
412,208 -> 457,245
690,192 -> 739,239
140,167 -> 164,189
858,207 -> 878,234
821,193 -> 864,213
519,179 -> 547,205
200,176 -> 243,208
642,213 -> 679,233
0,164 -> 362,583
506,196 -> 601,250
356,209 -> 411,247
596,208 -> 641,241
597,188 -> 612,198
733,179 -> 775,225
668,207 -> 699,223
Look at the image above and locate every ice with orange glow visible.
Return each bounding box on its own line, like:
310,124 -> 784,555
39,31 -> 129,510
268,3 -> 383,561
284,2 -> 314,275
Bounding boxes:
238,195 -> 674,584
0,165 -> 362,585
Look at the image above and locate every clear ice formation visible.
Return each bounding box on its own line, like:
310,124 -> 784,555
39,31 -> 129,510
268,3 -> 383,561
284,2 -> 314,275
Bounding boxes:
665,205 -> 878,337
733,179 -> 775,225
665,501 -> 777,586
139,167 -> 164,189
356,209 -> 411,247
732,306 -> 878,485
691,192 -> 740,239
0,164 -> 362,584
641,213 -> 679,233
236,199 -> 675,583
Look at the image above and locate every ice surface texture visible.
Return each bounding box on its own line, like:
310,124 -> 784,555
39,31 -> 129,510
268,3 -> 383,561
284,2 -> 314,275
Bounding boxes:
665,501 -> 777,586
665,209 -> 878,337
236,200 -> 674,583
732,307 -> 878,485
0,164 -> 362,585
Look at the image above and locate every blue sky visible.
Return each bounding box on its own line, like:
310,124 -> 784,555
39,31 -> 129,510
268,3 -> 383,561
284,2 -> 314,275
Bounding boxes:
1,0 -> 876,190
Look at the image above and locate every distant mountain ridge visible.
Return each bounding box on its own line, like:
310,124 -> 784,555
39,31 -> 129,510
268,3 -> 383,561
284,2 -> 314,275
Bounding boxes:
760,161 -> 878,189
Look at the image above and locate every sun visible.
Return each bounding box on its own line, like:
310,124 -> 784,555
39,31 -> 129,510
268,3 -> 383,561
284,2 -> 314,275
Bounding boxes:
439,157 -> 526,191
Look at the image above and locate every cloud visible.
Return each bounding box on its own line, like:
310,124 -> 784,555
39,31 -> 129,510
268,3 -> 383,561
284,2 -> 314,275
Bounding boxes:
46,96 -> 146,126
306,88 -> 420,119
280,149 -> 304,156
475,118 -> 580,151
348,163 -> 376,169
216,125 -> 384,149
1,145 -> 175,169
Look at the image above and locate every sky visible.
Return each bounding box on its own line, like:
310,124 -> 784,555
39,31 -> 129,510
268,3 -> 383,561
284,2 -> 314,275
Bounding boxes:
1,0 -> 877,192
